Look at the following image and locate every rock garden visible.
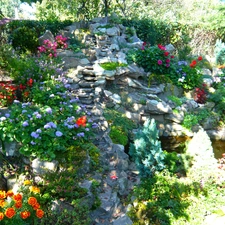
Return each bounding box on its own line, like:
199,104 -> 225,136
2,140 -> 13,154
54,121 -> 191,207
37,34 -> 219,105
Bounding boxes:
1,10 -> 225,225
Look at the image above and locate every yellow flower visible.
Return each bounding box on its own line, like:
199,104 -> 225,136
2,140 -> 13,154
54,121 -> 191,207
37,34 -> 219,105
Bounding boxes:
24,180 -> 31,185
29,186 -> 40,194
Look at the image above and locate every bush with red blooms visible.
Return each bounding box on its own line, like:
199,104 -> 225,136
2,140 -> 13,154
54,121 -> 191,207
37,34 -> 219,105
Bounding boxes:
0,79 -> 33,107
194,83 -> 207,104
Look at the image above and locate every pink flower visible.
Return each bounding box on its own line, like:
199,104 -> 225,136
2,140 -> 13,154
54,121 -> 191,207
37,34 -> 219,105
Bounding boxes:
110,175 -> 118,180
157,60 -> 163,65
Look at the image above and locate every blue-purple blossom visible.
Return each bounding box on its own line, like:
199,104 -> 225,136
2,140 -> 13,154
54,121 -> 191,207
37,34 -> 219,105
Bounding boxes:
92,123 -> 98,129
36,129 -> 42,133
55,131 -> 63,137
31,132 -> 39,139
5,113 -> 10,118
44,122 -> 57,129
30,141 -> 36,145
85,128 -> 89,131
77,132 -> 85,137
45,107 -> 52,114
22,121 -> 29,127
22,110 -> 27,114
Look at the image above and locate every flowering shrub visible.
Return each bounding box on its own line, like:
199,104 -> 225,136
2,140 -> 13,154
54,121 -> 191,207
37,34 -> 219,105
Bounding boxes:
38,35 -> 68,58
0,180 -> 44,225
0,79 -> 33,107
127,43 -> 176,75
176,57 -> 204,90
0,80 -> 98,160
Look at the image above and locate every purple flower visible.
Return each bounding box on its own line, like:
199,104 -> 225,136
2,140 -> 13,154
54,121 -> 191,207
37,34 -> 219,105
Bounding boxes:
5,113 -> 10,118
36,129 -> 42,133
44,122 -> 57,129
77,132 -> 85,137
55,131 -> 63,137
22,121 -> 29,127
157,60 -> 162,65
30,141 -> 36,145
22,110 -> 27,114
45,107 -> 52,114
92,123 -> 98,129
31,132 -> 39,139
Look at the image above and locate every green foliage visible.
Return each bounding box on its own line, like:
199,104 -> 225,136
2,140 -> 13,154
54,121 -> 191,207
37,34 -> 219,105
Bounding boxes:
167,95 -> 183,107
182,108 -> 211,130
129,118 -> 165,177
209,85 -> 225,115
128,170 -> 202,225
100,62 -> 128,70
214,39 -> 225,65
0,80 -> 96,160
109,126 -> 128,146
10,26 -> 39,53
40,202 -> 91,225
163,151 -> 180,173
175,59 -> 204,90
103,108 -> 137,146
126,44 -> 176,76
3,20 -> 72,53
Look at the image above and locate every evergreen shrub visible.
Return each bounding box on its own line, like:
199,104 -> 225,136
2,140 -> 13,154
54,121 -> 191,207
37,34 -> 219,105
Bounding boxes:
129,118 -> 165,177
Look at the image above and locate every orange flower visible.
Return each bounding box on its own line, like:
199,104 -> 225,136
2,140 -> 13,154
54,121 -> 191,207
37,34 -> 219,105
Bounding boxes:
20,210 -> 31,219
5,207 -> 16,218
76,116 -> 87,127
0,199 -> 5,207
29,186 -> 40,194
28,197 -> 37,206
6,190 -> 14,197
0,191 -> 6,199
36,209 -> 44,219
15,201 -> 22,209
33,202 -> 40,210
0,212 -> 4,220
13,193 -> 22,201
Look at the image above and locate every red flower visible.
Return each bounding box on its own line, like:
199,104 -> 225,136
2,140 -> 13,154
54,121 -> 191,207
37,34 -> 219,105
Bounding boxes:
190,60 -> 197,68
198,56 -> 203,61
27,78 -> 33,87
164,51 -> 169,56
5,208 -> 16,218
76,116 -> 87,127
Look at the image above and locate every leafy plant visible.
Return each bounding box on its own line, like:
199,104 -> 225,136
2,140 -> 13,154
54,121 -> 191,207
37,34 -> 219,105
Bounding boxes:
128,170 -> 202,225
0,80 -> 97,160
103,108 -> 136,146
182,108 -> 211,130
175,57 -> 204,90
167,95 -> 183,107
126,44 -> 176,76
100,62 -> 127,70
129,118 -> 165,177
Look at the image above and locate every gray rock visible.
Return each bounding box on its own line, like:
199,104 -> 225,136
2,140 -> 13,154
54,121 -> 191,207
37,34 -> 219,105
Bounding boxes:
113,215 -> 133,225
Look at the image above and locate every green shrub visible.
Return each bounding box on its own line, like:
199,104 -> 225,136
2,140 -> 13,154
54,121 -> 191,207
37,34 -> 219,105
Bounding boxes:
103,108 -> 137,146
10,26 -> 39,53
126,44 -> 176,76
129,118 -> 165,177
